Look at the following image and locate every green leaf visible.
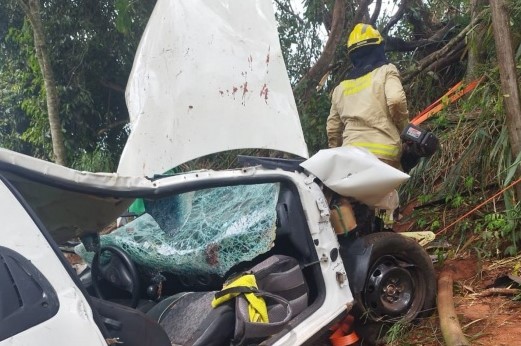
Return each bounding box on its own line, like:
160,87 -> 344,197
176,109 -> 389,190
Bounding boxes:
504,150 -> 521,186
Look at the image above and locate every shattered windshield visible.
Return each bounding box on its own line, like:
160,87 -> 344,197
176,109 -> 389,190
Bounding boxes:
76,183 -> 280,276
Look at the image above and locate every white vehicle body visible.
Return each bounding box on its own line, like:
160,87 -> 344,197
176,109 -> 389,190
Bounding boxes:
0,180 -> 107,346
0,148 -> 364,345
0,0 -> 432,345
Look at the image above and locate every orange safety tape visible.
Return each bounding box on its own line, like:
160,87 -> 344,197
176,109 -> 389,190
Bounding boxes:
410,77 -> 483,126
329,315 -> 360,346
435,176 -> 521,236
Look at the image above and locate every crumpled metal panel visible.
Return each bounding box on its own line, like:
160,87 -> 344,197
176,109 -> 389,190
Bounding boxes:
118,0 -> 309,177
0,148 -> 155,243
300,146 -> 409,207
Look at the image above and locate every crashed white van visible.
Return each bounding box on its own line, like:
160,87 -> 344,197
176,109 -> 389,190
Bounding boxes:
0,1 -> 435,345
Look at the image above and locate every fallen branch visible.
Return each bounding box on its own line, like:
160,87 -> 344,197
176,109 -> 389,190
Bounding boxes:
385,21 -> 455,53
487,254 -> 521,270
403,10 -> 487,84
476,287 -> 521,297
438,270 -> 471,346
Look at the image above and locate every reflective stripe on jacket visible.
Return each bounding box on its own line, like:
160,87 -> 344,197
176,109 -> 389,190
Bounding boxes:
326,64 -> 409,163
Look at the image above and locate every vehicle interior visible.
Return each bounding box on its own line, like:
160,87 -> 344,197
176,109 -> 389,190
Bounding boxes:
0,161 -> 326,346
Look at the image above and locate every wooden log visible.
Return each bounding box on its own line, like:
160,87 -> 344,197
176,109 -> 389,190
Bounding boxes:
476,287 -> 520,297
437,270 -> 471,346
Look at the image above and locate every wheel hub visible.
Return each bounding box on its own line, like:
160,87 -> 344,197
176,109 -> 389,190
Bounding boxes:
364,257 -> 415,318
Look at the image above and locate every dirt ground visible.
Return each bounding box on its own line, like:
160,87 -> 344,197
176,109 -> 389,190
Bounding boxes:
402,255 -> 521,346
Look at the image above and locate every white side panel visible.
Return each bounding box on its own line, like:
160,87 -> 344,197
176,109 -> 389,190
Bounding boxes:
118,0 -> 309,176
300,147 -> 410,207
272,178 -> 354,345
0,148 -> 156,242
0,182 -> 106,346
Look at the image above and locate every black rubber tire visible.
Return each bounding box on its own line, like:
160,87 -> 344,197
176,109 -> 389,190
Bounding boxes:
353,232 -> 436,345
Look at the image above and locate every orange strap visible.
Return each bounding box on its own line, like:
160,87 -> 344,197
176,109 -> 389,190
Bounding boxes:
329,315 -> 359,346
436,177 -> 521,236
410,77 -> 483,126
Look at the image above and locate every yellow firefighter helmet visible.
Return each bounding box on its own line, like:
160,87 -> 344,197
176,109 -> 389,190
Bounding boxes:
347,23 -> 383,53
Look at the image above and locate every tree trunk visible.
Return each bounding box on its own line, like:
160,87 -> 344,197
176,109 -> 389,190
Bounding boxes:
466,0 -> 487,80
17,0 -> 67,166
490,0 -> 521,200
294,0 -> 346,102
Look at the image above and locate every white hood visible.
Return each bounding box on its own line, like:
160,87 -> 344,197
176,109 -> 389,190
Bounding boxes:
118,0 -> 309,177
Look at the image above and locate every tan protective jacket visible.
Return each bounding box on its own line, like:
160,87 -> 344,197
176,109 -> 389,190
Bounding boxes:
326,64 -> 409,165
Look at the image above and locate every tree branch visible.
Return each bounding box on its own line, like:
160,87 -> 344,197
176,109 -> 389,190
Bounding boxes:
353,0 -> 373,24
97,119 -> 129,136
369,0 -> 381,25
385,21 -> 455,52
403,11 -> 486,84
406,0 -> 437,39
425,40 -> 465,74
16,0 -> 30,15
476,287 -> 521,297
294,0 -> 346,101
381,0 -> 408,36
273,0 -> 304,26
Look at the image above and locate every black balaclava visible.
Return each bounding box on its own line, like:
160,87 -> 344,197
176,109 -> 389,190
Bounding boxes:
345,44 -> 389,80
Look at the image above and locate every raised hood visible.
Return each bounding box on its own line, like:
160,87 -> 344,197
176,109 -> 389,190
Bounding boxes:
118,0 -> 309,177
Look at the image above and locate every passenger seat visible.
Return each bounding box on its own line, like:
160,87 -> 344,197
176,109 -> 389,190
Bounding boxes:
148,255 -> 308,346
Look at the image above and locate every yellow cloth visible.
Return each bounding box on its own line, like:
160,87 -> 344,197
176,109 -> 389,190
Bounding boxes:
211,274 -> 269,323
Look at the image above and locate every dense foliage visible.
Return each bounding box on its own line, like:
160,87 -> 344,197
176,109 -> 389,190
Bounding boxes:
0,0 -> 155,170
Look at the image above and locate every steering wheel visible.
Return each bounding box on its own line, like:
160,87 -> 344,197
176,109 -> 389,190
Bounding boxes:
91,245 -> 141,308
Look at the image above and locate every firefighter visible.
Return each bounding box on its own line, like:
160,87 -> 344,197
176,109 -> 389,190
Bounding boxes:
326,23 -> 409,169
